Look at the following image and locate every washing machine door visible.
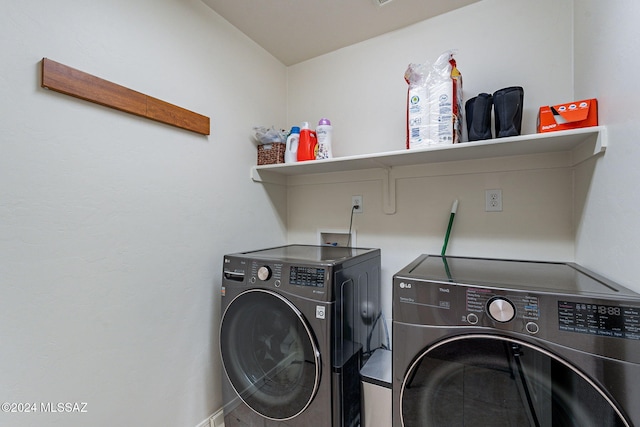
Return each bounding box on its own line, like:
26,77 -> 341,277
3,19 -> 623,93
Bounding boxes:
220,289 -> 321,421
400,334 -> 631,427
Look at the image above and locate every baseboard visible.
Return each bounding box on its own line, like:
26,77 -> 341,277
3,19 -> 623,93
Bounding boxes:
194,407 -> 224,427
193,416 -> 211,427
209,407 -> 225,427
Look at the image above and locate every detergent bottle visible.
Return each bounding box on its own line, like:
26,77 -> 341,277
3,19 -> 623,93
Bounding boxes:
315,118 -> 333,159
284,126 -> 300,163
297,122 -> 317,162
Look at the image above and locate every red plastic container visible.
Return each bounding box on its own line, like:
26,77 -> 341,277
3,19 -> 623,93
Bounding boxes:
297,122 -> 317,161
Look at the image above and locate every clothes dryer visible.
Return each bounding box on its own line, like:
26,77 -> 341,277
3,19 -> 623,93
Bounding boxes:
220,245 -> 382,426
392,255 -> 640,427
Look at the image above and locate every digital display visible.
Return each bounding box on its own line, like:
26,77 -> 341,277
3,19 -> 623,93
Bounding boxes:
290,266 -> 325,287
558,301 -> 640,340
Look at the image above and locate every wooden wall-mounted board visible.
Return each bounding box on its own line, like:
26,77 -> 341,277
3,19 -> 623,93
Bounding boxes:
41,58 -> 210,135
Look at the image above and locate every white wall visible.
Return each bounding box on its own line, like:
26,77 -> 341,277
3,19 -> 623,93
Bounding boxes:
573,1 -> 640,292
285,0 -> 578,324
4,0 -> 638,425
287,0 -> 574,156
0,1 -> 287,426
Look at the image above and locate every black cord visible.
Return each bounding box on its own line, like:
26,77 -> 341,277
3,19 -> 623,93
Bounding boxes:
363,311 -> 392,358
346,205 -> 357,247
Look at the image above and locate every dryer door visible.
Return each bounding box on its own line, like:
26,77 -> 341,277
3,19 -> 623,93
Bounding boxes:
220,289 -> 321,421
400,334 -> 631,427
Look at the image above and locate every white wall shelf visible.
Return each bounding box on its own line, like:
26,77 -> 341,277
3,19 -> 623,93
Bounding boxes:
252,127 -> 606,183
251,126 -> 606,214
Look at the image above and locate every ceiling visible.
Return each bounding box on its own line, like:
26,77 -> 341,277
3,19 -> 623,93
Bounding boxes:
201,0 -> 482,66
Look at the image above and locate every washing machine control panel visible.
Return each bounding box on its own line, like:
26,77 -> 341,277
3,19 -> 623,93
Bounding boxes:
222,257 -> 332,301
249,262 -> 326,288
257,266 -> 272,281
250,262 -> 282,284
288,266 -> 326,287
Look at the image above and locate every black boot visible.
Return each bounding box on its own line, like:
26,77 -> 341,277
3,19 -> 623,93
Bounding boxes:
493,86 -> 524,138
465,93 -> 493,141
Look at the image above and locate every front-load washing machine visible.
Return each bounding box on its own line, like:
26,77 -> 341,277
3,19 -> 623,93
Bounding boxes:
392,254 -> 640,427
220,245 -> 382,426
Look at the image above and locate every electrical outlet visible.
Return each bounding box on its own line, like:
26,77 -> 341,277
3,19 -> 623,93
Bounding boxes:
485,189 -> 502,212
352,195 -> 363,213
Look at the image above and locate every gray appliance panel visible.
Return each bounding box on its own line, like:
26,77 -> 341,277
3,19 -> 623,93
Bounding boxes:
221,244 -> 382,427
397,254 -> 637,297
223,245 -> 381,302
392,254 -> 640,427
393,255 -> 640,363
234,244 -> 379,264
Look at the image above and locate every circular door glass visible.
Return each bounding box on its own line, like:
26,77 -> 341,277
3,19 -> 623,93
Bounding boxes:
220,289 -> 321,420
400,334 -> 630,427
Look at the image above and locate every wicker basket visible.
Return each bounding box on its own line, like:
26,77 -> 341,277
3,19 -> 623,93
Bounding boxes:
257,143 -> 286,165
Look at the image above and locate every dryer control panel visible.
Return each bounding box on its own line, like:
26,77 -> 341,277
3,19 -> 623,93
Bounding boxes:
393,254 -> 640,364
558,301 -> 640,340
466,288 -> 540,322
394,279 -> 542,335
399,278 -> 637,345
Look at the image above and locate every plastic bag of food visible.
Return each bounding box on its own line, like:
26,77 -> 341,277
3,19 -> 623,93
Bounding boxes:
405,50 -> 462,148
252,126 -> 286,145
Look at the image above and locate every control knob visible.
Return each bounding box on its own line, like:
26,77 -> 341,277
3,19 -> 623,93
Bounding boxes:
487,297 -> 516,323
257,266 -> 272,281
526,322 -> 540,334
467,313 -> 479,325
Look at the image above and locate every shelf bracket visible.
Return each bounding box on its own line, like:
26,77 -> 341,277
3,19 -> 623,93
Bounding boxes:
378,168 -> 397,215
569,126 -> 607,166
593,125 -> 608,155
251,167 -> 287,185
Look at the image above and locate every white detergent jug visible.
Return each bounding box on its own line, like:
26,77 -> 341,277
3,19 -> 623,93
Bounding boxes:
284,126 -> 300,163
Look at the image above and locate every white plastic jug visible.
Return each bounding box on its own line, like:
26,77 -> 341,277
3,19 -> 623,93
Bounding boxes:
284,126 -> 300,163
